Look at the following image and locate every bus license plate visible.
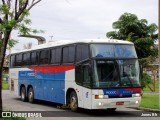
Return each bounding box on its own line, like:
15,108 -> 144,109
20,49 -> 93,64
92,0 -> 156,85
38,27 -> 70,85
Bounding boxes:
116,102 -> 124,105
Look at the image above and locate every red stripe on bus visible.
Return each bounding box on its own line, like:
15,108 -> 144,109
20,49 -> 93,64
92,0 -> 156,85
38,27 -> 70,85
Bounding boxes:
125,88 -> 141,92
28,66 -> 75,73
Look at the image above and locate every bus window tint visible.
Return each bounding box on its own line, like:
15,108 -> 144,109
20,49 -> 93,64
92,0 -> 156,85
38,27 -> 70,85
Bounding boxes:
62,46 -> 75,64
76,44 -> 89,62
50,49 -> 56,64
83,65 -> 91,88
31,52 -> 38,65
23,53 -> 30,65
55,48 -> 61,64
50,48 -> 61,64
40,50 -> 49,64
63,47 -> 69,63
15,54 -> 22,66
69,46 -> 75,63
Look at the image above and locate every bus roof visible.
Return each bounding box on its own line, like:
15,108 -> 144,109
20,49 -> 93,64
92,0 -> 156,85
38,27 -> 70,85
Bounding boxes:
11,39 -> 133,54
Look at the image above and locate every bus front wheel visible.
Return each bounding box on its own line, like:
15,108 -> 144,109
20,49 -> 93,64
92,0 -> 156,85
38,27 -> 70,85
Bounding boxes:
70,91 -> 78,111
20,86 -> 27,102
28,87 -> 34,103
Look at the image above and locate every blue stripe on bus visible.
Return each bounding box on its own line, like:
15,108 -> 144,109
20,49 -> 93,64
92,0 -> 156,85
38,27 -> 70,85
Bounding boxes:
103,88 -> 141,97
18,71 -> 65,104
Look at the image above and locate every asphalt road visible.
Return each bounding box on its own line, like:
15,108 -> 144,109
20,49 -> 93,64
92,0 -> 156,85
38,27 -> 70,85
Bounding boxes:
2,90 -> 159,120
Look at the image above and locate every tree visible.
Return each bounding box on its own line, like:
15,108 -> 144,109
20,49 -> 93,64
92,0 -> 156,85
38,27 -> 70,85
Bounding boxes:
106,13 -> 158,89
106,13 -> 158,59
0,0 -> 42,113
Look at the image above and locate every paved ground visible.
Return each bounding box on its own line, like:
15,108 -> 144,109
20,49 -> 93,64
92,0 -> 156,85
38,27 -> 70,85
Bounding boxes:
2,90 -> 159,120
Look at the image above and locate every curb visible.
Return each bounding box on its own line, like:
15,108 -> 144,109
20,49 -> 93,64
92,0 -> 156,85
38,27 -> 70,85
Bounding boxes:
135,107 -> 160,113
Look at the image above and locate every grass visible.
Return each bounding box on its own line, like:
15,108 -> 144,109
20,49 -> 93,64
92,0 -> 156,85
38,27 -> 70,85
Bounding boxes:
140,94 -> 160,110
2,80 -> 9,90
143,80 -> 159,92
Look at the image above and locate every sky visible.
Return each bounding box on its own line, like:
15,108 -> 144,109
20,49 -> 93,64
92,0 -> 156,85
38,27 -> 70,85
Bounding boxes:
10,0 -> 158,51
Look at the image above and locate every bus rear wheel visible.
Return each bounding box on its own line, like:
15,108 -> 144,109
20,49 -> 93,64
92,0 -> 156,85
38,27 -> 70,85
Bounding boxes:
20,86 -> 27,102
70,91 -> 78,111
28,87 -> 34,103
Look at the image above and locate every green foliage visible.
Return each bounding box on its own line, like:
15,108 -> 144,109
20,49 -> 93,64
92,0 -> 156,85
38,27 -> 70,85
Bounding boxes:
2,80 -> 9,90
106,12 -> 158,59
140,73 -> 152,90
0,0 -> 43,48
0,0 -> 42,112
0,20 -> 17,31
0,4 -> 10,14
8,39 -> 19,48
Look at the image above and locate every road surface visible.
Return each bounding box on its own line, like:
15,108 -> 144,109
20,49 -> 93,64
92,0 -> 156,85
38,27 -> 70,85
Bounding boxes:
2,90 -> 159,120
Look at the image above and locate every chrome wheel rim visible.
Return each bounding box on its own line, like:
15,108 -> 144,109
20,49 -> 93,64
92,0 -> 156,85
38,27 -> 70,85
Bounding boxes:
29,91 -> 33,101
21,91 -> 25,99
70,96 -> 77,108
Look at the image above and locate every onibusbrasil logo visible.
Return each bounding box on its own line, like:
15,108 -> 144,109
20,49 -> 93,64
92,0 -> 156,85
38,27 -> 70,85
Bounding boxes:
2,112 -> 42,117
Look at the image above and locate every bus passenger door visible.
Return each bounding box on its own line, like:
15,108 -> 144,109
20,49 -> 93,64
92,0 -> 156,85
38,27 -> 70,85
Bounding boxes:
75,63 -> 92,109
82,64 -> 92,109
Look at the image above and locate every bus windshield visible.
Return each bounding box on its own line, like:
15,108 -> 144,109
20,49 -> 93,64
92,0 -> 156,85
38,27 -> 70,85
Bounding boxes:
93,59 -> 140,88
91,44 -> 137,58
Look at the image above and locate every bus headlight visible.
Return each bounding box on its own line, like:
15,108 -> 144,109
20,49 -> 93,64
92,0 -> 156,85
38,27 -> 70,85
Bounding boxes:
135,100 -> 139,104
132,93 -> 141,97
98,102 -> 103,106
95,95 -> 109,99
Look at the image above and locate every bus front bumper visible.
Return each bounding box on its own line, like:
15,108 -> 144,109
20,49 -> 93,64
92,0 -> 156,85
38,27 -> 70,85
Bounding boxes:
91,97 -> 141,109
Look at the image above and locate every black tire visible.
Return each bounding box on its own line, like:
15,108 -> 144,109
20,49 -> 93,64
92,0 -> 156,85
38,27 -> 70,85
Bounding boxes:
28,87 -> 34,103
107,108 -> 117,111
70,91 -> 78,111
20,86 -> 27,102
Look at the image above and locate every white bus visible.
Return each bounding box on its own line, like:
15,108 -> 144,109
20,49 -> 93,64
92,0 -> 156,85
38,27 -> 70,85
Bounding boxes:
9,39 -> 141,111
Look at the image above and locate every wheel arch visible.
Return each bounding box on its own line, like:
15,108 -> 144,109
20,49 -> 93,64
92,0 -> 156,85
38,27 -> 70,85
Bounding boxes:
66,88 -> 76,104
19,84 -> 26,96
27,85 -> 33,91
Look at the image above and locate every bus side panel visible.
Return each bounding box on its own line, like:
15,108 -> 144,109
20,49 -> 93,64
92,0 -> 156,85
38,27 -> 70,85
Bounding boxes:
65,72 -> 93,109
65,69 -> 91,109
10,68 -> 28,96
19,69 -> 66,104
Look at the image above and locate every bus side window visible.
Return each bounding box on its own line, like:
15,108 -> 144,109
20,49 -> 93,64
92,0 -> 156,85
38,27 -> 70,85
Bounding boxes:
83,65 -> 91,88
50,48 -> 62,64
76,44 -> 89,63
75,65 -> 83,85
31,51 -> 38,65
39,50 -> 49,65
55,48 -> 61,64
50,49 -> 56,64
15,54 -> 22,66
62,47 -> 69,63
22,52 -> 30,66
83,65 -> 91,87
62,46 -> 75,64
